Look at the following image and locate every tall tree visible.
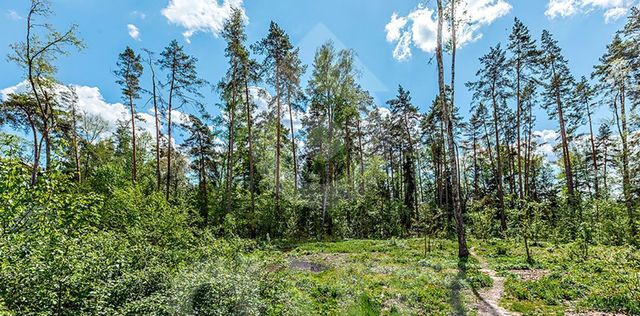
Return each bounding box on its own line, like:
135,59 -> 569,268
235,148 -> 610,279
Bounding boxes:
508,18 -> 539,200
158,40 -> 204,200
387,86 -> 418,227
255,22 -> 295,216
8,0 -> 82,184
114,46 -> 144,183
282,48 -> 306,193
143,49 -> 163,190
305,41 -> 339,234
437,0 -> 468,257
221,8 -> 258,221
467,44 -> 511,231
540,30 -> 577,205
593,34 -> 636,240
575,77 -> 600,197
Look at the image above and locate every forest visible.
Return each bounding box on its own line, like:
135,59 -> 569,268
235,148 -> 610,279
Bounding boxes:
0,0 -> 639,315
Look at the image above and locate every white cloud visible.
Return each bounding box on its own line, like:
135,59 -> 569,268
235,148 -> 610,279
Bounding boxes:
545,0 -> 636,21
385,0 -> 511,60
127,24 -> 141,40
6,9 -> 22,20
393,31 -> 413,61
604,7 -> 628,22
0,81 -> 29,100
161,0 -> 245,42
533,129 -> 559,162
545,0 -> 579,18
1,81 -> 189,139
385,13 -> 408,42
408,6 -> 440,54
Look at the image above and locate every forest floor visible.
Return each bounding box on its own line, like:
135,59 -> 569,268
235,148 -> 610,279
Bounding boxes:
268,238 -> 639,315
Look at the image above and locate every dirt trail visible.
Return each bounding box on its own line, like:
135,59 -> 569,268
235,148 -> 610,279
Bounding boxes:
469,248 -> 517,316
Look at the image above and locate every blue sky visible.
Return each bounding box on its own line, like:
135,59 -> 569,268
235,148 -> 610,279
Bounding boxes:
0,0 -> 635,141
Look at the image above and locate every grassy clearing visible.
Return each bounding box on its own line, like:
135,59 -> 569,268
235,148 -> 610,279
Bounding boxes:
274,238 -> 491,315
473,239 -> 640,315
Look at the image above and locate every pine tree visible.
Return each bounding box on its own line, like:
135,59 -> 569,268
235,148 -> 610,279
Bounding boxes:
467,44 -> 512,231
387,86 -> 419,228
158,40 -> 204,200
143,49 -> 163,191
593,34 -> 636,240
181,114 -> 220,225
508,18 -> 539,201
114,46 -> 143,183
255,22 -> 295,217
575,77 -> 600,197
540,30 -> 577,206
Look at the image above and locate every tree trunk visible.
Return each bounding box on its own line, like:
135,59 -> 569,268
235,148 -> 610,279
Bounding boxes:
491,89 -> 507,231
225,66 -> 237,214
552,64 -> 575,204
356,117 -> 366,194
438,0 -> 468,258
149,58 -> 162,191
515,61 -> 523,200
614,90 -> 636,240
166,67 -> 175,201
71,101 -> 81,183
287,88 -> 298,193
244,80 -> 256,236
274,64 -> 282,217
586,101 -> 599,197
129,95 -> 137,183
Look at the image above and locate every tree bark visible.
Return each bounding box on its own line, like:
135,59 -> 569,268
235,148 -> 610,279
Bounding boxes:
129,94 -> 137,183
225,66 -> 237,213
244,79 -> 256,235
438,0 -> 468,258
166,64 -> 175,201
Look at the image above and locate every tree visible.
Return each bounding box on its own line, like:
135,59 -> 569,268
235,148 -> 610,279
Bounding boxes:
282,48 -> 306,194
467,44 -> 511,231
436,0 -> 468,257
181,114 -> 220,224
143,49 -> 163,190
254,22 -> 294,217
540,30 -> 577,206
158,40 -> 204,200
304,41 -> 339,234
8,0 -> 82,184
508,18 -> 539,200
593,34 -> 637,241
575,77 -> 600,197
114,46 -> 144,183
595,123 -> 614,195
387,86 -> 418,227
0,94 -> 40,185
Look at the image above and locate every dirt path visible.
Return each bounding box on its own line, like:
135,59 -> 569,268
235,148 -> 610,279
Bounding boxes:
469,248 -> 517,316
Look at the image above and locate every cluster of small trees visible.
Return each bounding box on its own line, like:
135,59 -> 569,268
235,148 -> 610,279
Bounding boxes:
2,0 -> 639,258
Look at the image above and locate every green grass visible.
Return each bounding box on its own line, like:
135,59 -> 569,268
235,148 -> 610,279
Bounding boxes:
273,238 -> 489,315
215,238 -> 640,315
474,239 -> 640,315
